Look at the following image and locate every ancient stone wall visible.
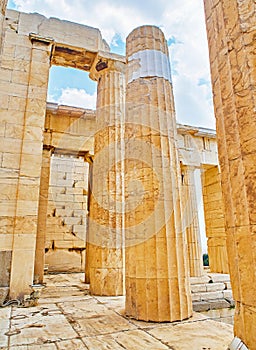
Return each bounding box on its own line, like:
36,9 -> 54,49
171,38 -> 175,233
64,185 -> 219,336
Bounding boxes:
43,103 -> 221,278
0,6 -> 233,323
0,8 -> 108,300
44,103 -> 96,154
204,0 -> 256,348
0,10 -> 54,299
45,155 -> 89,272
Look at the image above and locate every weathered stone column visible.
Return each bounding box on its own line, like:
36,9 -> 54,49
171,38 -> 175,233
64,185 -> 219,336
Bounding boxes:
87,56 -> 125,295
8,35 -> 53,300
85,160 -> 93,284
202,166 -> 228,274
0,0 -> 8,50
181,164 -> 204,277
125,25 -> 192,322
34,146 -> 54,284
204,1 -> 256,348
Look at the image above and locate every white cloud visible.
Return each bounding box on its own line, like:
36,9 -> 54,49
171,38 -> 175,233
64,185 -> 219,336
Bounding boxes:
48,88 -> 96,110
11,0 -> 215,128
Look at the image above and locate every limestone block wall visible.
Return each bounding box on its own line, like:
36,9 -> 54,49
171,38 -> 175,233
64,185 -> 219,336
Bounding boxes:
204,1 -> 256,347
0,9 -> 53,299
202,166 -> 228,274
0,8 -> 107,299
45,154 -> 89,272
44,103 -> 96,154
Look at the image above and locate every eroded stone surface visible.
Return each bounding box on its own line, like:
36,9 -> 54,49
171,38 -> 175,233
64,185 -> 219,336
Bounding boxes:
125,24 -> 192,322
148,319 -> 233,350
204,0 -> 256,348
0,273 -> 234,349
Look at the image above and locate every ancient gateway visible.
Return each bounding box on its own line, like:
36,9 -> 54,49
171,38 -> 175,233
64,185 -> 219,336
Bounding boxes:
0,0 -> 255,348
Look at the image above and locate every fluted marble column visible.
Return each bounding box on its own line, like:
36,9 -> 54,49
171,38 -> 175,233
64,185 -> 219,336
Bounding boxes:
87,57 -> 125,296
181,165 -> 204,277
125,25 -> 192,322
202,166 -> 228,274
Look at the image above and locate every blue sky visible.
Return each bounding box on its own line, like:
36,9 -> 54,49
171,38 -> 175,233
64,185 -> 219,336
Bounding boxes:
7,0 -> 215,129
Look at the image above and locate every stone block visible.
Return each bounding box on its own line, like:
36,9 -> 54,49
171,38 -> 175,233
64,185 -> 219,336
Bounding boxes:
45,248 -> 85,272
206,282 -> 225,292
0,251 -> 12,286
192,301 -> 210,312
55,193 -> 73,202
190,284 -> 207,293
208,273 -> 230,283
196,291 -> 224,301
190,275 -> 210,285
64,217 -> 82,226
2,152 -> 20,169
16,200 -> 39,216
191,293 -> 201,302
223,290 -> 233,299
209,299 -> 231,310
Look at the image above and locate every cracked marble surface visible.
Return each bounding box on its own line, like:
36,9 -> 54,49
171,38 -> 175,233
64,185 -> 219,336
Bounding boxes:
0,273 -> 233,349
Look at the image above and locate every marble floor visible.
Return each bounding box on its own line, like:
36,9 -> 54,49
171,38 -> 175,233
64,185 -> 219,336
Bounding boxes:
0,273 -> 233,349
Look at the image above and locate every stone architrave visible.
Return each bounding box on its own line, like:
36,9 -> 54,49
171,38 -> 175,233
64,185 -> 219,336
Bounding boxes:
125,25 -> 192,322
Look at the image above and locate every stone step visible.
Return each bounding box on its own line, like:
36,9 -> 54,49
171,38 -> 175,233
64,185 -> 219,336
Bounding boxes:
190,273 -> 231,285
190,273 -> 235,325
191,282 -> 226,293
193,298 -> 234,312
192,289 -> 233,302
190,275 -> 211,285
207,273 -> 230,283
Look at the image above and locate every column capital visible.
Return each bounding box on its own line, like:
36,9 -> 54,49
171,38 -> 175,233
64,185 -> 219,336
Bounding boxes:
29,33 -> 55,55
89,51 -> 126,81
43,145 -> 55,155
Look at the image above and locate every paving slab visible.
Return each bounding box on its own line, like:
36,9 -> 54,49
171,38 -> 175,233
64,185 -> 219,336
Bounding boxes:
83,330 -> 169,350
9,305 -> 77,347
0,307 -> 11,348
148,319 -> 233,350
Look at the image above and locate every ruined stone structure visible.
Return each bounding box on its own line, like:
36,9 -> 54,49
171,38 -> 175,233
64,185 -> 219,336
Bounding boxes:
204,0 -> 256,348
25,101 -> 220,283
0,0 -> 255,348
